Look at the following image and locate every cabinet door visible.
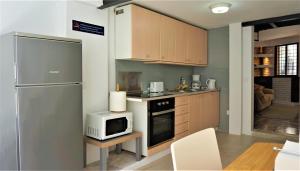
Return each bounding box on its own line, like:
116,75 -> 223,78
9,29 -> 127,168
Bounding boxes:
175,21 -> 187,63
189,94 -> 205,134
186,25 -> 195,64
209,92 -> 220,127
186,26 -> 208,65
160,15 -> 176,62
189,92 -> 220,134
201,93 -> 210,128
199,29 -> 208,65
186,25 -> 201,64
202,92 -> 220,128
132,5 -> 160,61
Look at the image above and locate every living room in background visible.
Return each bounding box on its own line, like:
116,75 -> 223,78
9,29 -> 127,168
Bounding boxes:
252,24 -> 299,137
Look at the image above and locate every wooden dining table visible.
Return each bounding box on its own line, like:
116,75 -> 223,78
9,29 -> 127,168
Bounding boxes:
224,142 -> 283,171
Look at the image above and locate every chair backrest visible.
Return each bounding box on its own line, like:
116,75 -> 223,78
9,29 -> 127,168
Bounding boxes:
171,128 -> 222,171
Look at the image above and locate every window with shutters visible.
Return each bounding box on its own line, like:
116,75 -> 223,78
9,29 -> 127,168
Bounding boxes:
275,43 -> 298,76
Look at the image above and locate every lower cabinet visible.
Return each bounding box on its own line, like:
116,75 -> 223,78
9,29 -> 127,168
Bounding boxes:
149,91 -> 219,155
175,91 -> 220,137
188,91 -> 220,134
174,96 -> 189,140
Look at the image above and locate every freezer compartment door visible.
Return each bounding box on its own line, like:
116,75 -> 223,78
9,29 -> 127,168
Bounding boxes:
16,36 -> 82,85
17,84 -> 83,170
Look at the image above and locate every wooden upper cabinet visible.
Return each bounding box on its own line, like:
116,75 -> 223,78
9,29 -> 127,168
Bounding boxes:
115,4 -> 207,65
174,21 -> 187,63
186,25 -> 207,65
160,15 -> 176,62
199,29 -> 208,65
115,5 -> 160,61
132,5 -> 161,61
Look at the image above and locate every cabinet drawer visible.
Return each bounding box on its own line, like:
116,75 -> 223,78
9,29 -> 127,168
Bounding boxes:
175,122 -> 189,135
175,114 -> 189,125
175,96 -> 188,106
175,105 -> 188,116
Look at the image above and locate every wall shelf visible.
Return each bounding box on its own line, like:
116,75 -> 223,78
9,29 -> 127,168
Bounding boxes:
254,65 -> 273,69
254,54 -> 274,58
254,46 -> 275,77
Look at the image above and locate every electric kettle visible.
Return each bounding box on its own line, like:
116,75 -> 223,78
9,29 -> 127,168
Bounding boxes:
206,79 -> 216,90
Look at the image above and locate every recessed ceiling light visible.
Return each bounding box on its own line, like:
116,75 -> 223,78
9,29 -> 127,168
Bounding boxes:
210,2 -> 232,14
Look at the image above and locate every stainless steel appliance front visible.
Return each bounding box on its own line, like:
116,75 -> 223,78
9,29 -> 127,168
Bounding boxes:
0,32 -> 83,170
17,84 -> 83,170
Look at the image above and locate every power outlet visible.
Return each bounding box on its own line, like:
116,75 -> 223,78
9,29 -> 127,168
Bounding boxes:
226,110 -> 230,116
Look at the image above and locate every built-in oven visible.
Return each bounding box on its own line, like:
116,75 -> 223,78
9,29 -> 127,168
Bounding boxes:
148,97 -> 175,147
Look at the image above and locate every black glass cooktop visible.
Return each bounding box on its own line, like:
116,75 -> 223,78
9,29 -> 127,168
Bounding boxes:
127,92 -> 173,98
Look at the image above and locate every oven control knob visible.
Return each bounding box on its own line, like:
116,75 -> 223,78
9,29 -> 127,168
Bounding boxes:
162,102 -> 166,105
157,102 -> 162,106
166,101 -> 169,104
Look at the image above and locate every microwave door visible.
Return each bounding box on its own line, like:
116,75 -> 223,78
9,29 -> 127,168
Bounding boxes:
105,117 -> 128,137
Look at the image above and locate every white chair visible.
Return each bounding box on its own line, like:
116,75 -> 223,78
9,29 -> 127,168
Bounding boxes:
171,128 -> 222,171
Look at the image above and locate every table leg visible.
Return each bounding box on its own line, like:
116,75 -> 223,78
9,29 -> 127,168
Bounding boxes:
135,137 -> 142,161
116,144 -> 122,154
100,148 -> 108,171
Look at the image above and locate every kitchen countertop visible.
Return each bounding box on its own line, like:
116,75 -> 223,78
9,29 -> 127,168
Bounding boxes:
126,89 -> 220,102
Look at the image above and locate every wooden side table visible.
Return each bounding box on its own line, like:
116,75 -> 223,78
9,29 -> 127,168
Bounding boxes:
85,132 -> 142,171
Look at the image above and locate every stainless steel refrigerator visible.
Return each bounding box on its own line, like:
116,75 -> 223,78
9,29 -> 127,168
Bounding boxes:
0,32 -> 84,170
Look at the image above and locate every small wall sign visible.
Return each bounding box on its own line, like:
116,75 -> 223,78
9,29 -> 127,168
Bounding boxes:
72,20 -> 104,36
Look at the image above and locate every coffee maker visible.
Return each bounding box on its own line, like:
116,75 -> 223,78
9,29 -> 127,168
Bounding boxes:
191,75 -> 201,91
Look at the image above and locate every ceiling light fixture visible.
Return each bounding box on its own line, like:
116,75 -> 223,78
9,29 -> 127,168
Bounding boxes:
210,2 -> 232,14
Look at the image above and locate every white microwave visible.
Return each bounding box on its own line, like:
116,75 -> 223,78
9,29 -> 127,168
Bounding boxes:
85,111 -> 133,140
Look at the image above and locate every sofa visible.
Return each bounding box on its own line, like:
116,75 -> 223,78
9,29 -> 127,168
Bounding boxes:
254,84 -> 274,112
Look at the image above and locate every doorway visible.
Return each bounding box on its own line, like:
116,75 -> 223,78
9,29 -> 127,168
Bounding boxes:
252,25 -> 299,137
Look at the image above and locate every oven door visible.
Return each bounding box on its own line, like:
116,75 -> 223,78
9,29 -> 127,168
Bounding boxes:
149,109 -> 175,147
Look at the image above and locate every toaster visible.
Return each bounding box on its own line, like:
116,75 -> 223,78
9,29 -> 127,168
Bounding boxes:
150,82 -> 164,93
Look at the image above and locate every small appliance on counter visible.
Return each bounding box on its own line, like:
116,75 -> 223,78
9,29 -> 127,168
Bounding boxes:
176,77 -> 189,92
150,82 -> 164,93
206,79 -> 216,90
85,111 -> 133,140
191,74 -> 201,91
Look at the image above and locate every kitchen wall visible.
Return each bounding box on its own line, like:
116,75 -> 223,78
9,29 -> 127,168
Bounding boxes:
116,60 -> 193,91
0,1 -> 67,35
194,26 -> 229,132
0,0 -> 109,164
65,1 -> 109,164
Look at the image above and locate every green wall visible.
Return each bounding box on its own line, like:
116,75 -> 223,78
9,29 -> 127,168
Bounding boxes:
116,60 -> 193,91
193,26 -> 229,132
116,26 -> 229,132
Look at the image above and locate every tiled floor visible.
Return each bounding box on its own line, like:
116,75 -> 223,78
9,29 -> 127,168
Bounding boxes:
254,104 -> 299,136
85,131 -> 297,170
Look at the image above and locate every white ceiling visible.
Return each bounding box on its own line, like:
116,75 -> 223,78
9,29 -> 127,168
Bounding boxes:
132,0 -> 300,29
